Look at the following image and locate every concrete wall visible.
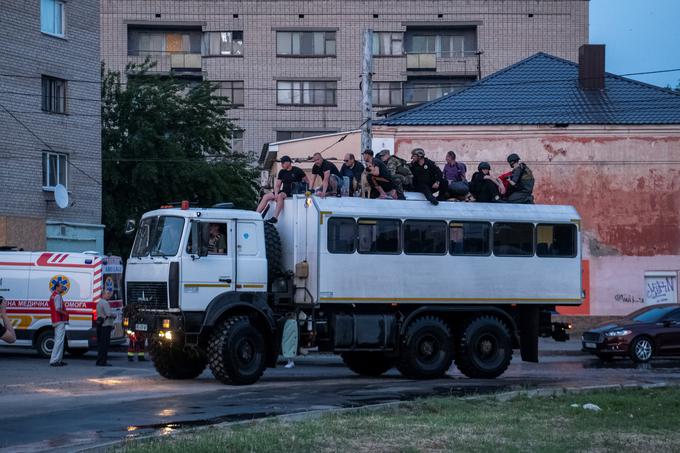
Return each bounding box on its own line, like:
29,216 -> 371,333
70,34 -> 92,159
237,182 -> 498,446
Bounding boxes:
101,0 -> 588,155
0,0 -> 103,251
374,124 -> 680,316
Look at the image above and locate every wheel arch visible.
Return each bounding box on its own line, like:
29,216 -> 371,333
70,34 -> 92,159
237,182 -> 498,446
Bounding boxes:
201,292 -> 278,367
32,325 -> 53,348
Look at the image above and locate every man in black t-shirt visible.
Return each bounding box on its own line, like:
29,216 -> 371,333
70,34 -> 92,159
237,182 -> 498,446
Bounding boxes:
340,153 -> 364,196
362,149 -> 397,199
311,152 -> 343,197
256,155 -> 310,224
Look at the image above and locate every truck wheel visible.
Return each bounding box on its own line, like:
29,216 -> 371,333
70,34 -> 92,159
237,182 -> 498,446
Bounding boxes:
264,222 -> 283,283
150,342 -> 207,380
341,352 -> 396,377
35,329 -> 54,359
396,316 -> 453,379
455,316 -> 512,379
208,316 -> 266,385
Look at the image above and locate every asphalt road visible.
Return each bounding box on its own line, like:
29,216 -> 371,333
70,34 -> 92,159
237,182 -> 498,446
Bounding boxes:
2,341 -> 680,452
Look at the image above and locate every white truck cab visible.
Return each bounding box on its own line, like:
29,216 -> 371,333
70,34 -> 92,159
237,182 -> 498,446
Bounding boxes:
126,197 -> 581,385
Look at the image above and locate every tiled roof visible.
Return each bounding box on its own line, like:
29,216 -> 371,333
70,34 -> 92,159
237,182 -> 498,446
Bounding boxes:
376,53 -> 680,126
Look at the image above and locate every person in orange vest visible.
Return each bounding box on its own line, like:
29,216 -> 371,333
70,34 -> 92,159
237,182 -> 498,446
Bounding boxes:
48,280 -> 69,367
127,331 -> 146,362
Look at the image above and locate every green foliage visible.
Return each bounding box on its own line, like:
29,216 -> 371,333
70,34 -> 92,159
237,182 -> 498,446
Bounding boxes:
101,60 -> 258,256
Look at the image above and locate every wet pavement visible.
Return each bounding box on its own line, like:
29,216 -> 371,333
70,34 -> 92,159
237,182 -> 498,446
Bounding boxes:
2,341 -> 680,452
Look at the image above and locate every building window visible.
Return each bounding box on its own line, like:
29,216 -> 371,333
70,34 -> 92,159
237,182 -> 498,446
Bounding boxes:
327,218 -> 356,254
404,79 -> 473,104
276,81 -> 336,106
42,151 -> 67,190
493,223 -> 534,257
411,34 -> 466,58
449,222 -> 491,255
372,82 -> 402,106
357,219 -> 401,254
228,129 -> 244,153
41,76 -> 66,113
373,32 -> 402,56
202,31 -> 244,56
276,130 -> 333,142
277,31 -> 336,56
41,0 -> 65,37
536,224 -> 577,257
404,220 -> 447,255
127,29 -> 202,56
216,81 -> 244,106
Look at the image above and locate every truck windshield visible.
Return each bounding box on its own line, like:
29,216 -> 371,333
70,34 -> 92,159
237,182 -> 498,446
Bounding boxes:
131,216 -> 185,258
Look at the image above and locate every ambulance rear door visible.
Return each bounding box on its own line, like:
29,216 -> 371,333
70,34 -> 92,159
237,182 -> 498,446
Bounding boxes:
0,252 -> 31,346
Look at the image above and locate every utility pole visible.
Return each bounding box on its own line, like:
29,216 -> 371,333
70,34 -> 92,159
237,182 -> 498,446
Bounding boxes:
361,29 -> 373,153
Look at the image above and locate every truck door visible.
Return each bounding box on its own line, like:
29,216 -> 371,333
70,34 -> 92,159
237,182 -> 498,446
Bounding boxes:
181,220 -> 235,311
235,221 -> 267,292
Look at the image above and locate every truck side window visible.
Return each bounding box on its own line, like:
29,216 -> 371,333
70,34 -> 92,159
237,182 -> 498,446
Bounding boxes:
357,219 -> 401,254
328,217 -> 356,254
493,222 -> 534,256
404,220 -> 447,255
449,221 -> 491,255
186,222 -> 228,255
536,224 -> 576,257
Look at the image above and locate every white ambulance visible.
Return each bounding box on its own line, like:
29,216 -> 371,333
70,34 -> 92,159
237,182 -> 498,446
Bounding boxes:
0,251 -> 125,357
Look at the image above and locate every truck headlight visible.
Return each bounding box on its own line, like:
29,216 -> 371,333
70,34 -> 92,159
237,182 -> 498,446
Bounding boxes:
605,329 -> 632,337
162,319 -> 171,329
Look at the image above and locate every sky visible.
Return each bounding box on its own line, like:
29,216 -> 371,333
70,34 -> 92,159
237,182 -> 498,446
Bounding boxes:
590,0 -> 680,88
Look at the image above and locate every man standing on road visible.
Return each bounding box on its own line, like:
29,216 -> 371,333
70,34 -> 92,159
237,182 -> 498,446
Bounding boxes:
0,297 -> 17,344
96,295 -> 116,367
48,281 -> 69,367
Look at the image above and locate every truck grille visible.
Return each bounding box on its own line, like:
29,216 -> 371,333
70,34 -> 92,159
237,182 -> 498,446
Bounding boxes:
127,282 -> 168,310
582,332 -> 602,342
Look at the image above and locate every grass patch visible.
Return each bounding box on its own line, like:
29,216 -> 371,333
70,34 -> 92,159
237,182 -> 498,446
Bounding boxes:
118,387 -> 680,453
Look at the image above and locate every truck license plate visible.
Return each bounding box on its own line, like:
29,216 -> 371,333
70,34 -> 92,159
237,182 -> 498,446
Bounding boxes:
136,323 -> 148,332
585,342 -> 596,349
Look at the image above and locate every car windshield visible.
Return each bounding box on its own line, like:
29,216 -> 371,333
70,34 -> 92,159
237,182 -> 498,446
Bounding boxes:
131,216 -> 184,258
629,306 -> 677,323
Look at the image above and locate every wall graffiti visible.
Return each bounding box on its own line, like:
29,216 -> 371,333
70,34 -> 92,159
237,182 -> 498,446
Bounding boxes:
614,293 -> 645,304
646,276 -> 677,304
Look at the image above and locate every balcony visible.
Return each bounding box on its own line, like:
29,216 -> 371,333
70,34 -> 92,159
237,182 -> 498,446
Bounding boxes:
405,50 -> 480,76
128,51 -> 202,74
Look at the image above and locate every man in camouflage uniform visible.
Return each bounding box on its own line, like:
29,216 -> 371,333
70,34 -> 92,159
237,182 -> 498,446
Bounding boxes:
505,153 -> 535,204
377,149 -> 412,200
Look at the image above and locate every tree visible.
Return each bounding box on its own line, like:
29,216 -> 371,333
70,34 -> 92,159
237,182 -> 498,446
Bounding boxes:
101,61 -> 259,256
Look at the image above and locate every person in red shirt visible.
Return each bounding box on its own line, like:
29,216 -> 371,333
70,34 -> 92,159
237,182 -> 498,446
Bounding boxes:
48,281 -> 69,367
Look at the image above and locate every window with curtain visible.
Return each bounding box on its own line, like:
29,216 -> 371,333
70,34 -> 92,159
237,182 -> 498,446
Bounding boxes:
276,81 -> 336,106
277,31 -> 336,56
41,0 -> 65,36
372,32 -> 403,56
202,31 -> 244,56
41,76 -> 67,113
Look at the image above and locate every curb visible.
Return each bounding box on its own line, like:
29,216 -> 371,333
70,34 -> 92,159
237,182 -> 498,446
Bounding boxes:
74,381 -> 676,453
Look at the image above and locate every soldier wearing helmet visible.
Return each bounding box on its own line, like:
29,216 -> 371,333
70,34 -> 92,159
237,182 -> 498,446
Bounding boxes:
469,161 -> 506,202
505,153 -> 535,204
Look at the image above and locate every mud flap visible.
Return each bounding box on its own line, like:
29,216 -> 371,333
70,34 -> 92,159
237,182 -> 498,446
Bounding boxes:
519,305 -> 539,363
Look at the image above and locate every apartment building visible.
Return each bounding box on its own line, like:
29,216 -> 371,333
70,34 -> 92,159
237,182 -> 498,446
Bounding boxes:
0,0 -> 103,252
101,0 -> 588,156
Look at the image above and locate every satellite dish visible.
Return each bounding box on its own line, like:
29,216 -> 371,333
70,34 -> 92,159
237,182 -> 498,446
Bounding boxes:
54,184 -> 69,209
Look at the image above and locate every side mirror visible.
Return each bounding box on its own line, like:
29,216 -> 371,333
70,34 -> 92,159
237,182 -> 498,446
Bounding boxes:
124,219 -> 137,235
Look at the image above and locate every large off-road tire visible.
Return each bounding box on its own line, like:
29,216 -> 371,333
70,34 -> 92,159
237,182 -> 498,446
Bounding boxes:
455,316 -> 512,379
396,316 -> 454,379
150,342 -> 207,380
208,316 -> 267,385
264,222 -> 283,284
341,352 -> 396,377
35,329 -> 54,358
629,336 -> 654,363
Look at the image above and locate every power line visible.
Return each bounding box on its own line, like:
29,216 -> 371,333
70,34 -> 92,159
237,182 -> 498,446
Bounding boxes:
0,100 -> 102,187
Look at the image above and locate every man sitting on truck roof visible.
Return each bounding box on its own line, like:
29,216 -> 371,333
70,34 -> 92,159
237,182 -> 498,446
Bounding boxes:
504,153 -> 535,204
377,149 -> 412,200
311,152 -> 344,198
256,155 -> 311,224
362,149 -> 397,199
409,148 -> 449,205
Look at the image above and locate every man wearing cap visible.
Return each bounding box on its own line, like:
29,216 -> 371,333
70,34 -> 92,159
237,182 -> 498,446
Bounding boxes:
256,155 -> 310,224
362,149 -> 397,199
505,153 -> 535,204
409,148 -> 449,205
378,149 -> 412,200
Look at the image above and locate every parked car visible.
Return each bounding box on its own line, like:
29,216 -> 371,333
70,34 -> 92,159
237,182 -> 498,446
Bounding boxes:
582,304 -> 680,363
